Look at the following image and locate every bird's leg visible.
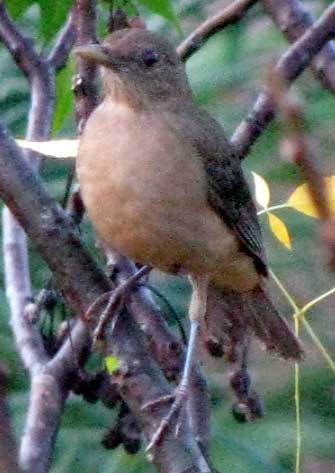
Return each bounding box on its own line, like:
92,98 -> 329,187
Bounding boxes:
144,275 -> 208,451
84,265 -> 151,347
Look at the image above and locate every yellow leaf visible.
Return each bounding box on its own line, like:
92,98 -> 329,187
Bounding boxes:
287,183 -> 319,218
252,172 -> 270,208
16,139 -> 78,158
268,212 -> 292,250
287,176 -> 335,218
105,355 -> 120,374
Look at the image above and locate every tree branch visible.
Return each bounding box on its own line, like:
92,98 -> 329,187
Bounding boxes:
2,208 -> 48,371
263,0 -> 335,94
48,10 -> 77,71
73,0 -> 99,129
177,0 -> 258,61
231,3 -> 335,158
109,255 -> 211,452
0,1 -> 55,368
0,124 -> 212,473
0,4 -> 69,471
0,2 -> 39,79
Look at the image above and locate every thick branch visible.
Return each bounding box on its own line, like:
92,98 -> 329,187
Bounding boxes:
0,124 -> 212,473
231,3 -> 335,158
74,0 -> 100,127
263,0 -> 335,93
109,255 -> 210,452
177,0 -> 257,61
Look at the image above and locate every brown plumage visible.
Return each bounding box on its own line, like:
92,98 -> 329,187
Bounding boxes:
76,28 -> 303,361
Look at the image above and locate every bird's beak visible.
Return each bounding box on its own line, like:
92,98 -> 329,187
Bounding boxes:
74,44 -> 114,67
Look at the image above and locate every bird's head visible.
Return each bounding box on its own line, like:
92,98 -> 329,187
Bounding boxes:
75,28 -> 191,108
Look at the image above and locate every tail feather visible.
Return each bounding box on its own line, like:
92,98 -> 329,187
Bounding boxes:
204,285 -> 303,361
244,286 -> 303,360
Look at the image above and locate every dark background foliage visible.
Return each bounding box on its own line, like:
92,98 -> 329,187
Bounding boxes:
0,0 -> 335,471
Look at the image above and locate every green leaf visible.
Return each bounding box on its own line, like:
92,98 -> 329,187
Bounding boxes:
105,355 -> 120,374
6,0 -> 73,42
53,59 -> 75,134
6,0 -> 33,19
38,0 -> 73,43
138,0 -> 181,32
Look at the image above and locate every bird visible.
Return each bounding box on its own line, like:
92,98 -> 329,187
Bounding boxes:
75,27 -> 303,445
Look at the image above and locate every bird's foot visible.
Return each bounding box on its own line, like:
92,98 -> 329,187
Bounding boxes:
83,265 -> 151,348
143,384 -> 188,451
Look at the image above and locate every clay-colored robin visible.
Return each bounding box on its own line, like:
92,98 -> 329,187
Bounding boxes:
76,27 -> 302,445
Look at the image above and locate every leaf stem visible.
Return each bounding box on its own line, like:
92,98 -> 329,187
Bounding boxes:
269,270 -> 335,472
299,317 -> 335,375
300,287 -> 335,315
294,314 -> 302,473
268,268 -> 299,312
257,203 -> 289,216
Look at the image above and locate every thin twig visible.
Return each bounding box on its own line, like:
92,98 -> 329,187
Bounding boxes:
177,0 -> 258,61
231,3 -> 335,158
48,10 -> 77,70
263,0 -> 335,94
0,2 -> 39,79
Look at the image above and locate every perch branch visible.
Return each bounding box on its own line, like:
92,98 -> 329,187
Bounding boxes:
0,123 -> 212,473
107,254 -> 211,452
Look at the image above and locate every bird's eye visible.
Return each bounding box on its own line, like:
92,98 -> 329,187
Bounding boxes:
142,49 -> 160,67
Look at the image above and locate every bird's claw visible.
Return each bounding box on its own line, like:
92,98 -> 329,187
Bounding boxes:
143,386 -> 187,451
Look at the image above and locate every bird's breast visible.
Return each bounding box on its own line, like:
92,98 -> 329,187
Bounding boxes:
78,102 -> 206,260
77,100 -> 259,291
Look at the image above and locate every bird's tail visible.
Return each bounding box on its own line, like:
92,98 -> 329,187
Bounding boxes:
204,284 -> 303,362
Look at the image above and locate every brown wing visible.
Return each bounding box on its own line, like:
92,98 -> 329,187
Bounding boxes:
204,144 -> 267,275
169,103 -> 267,274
